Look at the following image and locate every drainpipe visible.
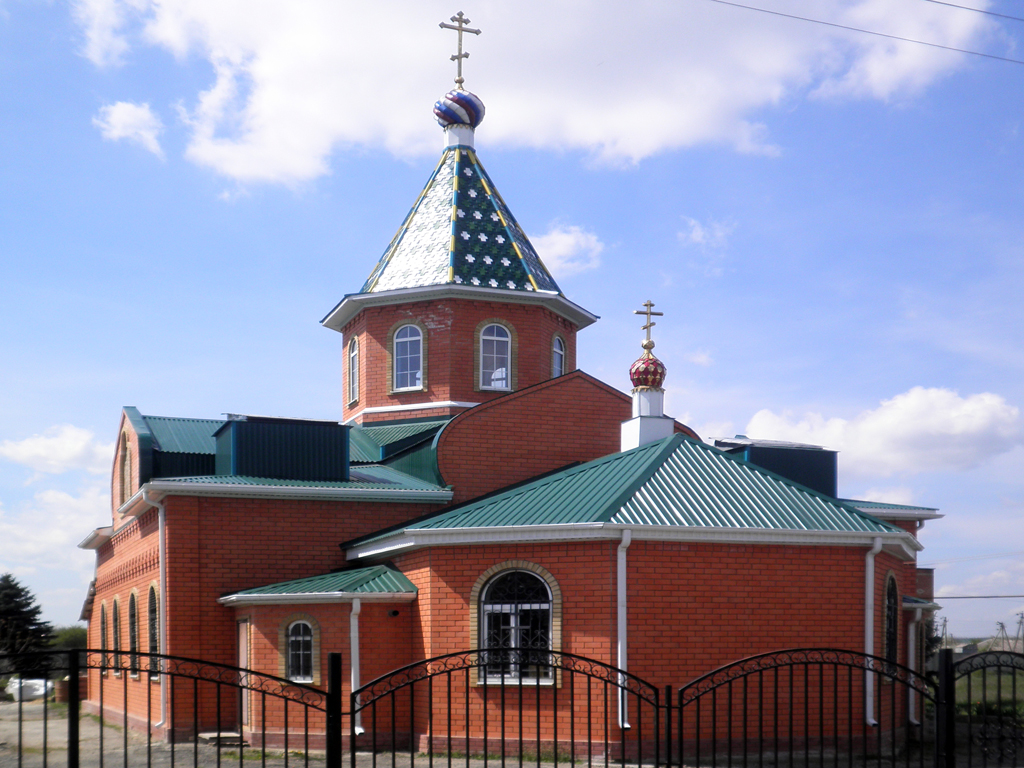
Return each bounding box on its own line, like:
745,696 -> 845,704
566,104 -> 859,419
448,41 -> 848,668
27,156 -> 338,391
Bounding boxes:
907,608 -> 922,725
142,489 -> 167,729
617,530 -> 632,730
864,537 -> 883,726
350,599 -> 364,734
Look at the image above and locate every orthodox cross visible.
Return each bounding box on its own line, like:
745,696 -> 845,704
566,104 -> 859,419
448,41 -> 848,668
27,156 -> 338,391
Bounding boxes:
439,11 -> 481,88
633,300 -> 664,343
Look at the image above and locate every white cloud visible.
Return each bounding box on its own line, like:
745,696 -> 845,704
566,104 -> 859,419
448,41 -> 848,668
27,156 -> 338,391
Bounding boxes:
531,224 -> 604,278
686,350 -> 714,367
93,101 -> 165,157
746,386 -> 1021,477
0,425 -> 114,477
859,486 -> 916,506
0,485 -> 110,566
679,216 -> 734,251
70,0 -> 995,183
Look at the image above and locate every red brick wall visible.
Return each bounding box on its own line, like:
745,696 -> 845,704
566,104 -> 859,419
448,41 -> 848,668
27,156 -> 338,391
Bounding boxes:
340,298 -> 579,424
435,371 -> 699,504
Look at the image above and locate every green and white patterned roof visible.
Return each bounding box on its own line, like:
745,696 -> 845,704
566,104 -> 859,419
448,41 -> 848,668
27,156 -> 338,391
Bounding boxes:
360,147 -> 560,295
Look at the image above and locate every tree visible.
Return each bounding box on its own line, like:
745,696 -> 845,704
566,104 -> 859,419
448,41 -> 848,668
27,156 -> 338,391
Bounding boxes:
50,624 -> 87,650
0,574 -> 53,655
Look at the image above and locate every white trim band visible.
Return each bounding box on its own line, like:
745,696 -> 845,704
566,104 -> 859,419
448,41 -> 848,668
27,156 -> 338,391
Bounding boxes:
345,401 -> 481,423
218,592 -> 418,607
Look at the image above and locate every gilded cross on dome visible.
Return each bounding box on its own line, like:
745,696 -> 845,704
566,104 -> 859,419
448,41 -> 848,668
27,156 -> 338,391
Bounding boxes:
633,300 -> 664,350
439,11 -> 481,89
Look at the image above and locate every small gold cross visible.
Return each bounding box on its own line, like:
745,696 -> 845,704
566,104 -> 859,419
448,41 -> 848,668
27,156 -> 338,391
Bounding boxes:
633,300 -> 664,342
439,11 -> 482,89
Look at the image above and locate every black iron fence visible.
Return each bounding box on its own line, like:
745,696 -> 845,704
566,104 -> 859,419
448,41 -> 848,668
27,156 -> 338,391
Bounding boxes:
0,648 -> 1021,768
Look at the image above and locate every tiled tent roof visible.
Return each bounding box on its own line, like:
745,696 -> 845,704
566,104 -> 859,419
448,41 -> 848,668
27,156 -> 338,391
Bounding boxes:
350,435 -> 903,550
361,147 -> 560,296
225,565 -> 417,597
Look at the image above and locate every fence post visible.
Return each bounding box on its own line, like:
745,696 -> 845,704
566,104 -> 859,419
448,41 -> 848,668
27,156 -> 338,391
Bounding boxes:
326,653 -> 343,768
67,649 -> 80,768
935,649 -> 955,768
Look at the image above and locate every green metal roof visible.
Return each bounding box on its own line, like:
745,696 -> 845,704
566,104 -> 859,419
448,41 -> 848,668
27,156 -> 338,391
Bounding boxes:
356,435 -> 899,546
838,499 -> 939,513
154,464 -> 447,492
360,147 -> 561,295
228,565 -> 416,597
348,419 -> 450,463
143,415 -> 224,454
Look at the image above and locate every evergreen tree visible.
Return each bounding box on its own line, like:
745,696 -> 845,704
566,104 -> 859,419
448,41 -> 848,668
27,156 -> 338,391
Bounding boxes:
0,574 -> 53,655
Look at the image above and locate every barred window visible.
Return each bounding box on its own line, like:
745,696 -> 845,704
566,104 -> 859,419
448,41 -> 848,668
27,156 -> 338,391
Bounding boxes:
148,586 -> 159,676
112,600 -> 122,672
100,603 -> 108,672
287,621 -> 314,682
480,571 -> 552,681
884,576 -> 899,666
128,594 -> 139,674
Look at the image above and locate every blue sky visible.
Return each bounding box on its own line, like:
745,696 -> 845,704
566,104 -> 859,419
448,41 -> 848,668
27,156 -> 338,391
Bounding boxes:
1,0 -> 1021,640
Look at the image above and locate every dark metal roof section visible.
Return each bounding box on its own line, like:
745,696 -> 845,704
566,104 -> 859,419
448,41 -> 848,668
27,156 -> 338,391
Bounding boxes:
226,565 -> 417,598
214,416 -> 349,482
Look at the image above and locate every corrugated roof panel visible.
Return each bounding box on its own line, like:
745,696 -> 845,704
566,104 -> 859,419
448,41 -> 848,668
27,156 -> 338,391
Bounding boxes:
143,416 -> 224,454
156,464 -> 447,492
359,419 -> 449,447
231,565 -> 417,596
614,439 -> 896,534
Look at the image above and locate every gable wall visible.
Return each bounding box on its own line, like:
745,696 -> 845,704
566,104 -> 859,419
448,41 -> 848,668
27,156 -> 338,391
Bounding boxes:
341,298 -> 578,424
435,372 -> 633,503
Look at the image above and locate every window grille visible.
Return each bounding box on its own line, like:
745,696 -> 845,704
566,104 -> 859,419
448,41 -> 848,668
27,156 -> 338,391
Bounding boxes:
480,571 -> 552,681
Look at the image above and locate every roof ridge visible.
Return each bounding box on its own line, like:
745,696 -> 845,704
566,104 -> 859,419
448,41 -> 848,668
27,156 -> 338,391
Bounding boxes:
597,434 -> 684,522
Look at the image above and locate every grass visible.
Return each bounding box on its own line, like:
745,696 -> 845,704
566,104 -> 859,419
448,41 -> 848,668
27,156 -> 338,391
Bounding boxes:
955,668 -> 1024,718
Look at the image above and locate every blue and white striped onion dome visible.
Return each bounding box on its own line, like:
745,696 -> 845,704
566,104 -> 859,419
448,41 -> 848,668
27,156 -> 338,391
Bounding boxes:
434,90 -> 486,128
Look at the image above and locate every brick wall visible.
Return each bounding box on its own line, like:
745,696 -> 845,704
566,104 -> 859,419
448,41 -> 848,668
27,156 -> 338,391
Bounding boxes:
340,298 -> 578,424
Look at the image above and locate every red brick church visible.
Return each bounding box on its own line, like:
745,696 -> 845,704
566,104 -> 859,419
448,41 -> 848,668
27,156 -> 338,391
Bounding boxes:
78,54 -> 939,743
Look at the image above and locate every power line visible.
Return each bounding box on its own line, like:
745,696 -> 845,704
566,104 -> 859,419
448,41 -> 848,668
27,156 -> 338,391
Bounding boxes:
919,549 -> 1024,566
935,594 -> 1024,599
920,0 -> 1024,24
702,0 -> 1024,66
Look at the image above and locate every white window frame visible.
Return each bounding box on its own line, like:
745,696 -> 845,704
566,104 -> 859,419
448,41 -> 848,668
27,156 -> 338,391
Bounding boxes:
347,337 -> 359,404
393,325 -> 423,391
480,324 -> 511,391
287,621 -> 314,683
552,336 -> 565,378
479,570 -> 553,684
128,593 -> 139,676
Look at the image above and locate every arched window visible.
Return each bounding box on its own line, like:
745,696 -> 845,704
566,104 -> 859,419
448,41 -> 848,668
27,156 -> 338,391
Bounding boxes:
287,621 -> 314,682
884,576 -> 899,666
119,433 -> 132,507
100,603 -> 108,671
393,325 -> 423,390
112,599 -> 122,672
347,337 -> 359,403
148,586 -> 159,676
128,594 -> 139,674
552,336 -> 565,378
480,324 -> 511,390
480,570 -> 552,681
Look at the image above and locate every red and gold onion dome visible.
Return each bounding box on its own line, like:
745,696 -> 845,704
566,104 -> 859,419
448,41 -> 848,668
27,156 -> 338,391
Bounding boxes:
629,339 -> 667,389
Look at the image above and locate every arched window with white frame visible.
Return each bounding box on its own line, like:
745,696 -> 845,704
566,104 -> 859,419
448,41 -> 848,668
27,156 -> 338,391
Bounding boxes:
347,337 -> 359,403
287,621 -> 314,682
148,585 -> 159,676
480,324 -> 511,390
128,593 -> 139,674
480,570 -> 552,681
884,575 -> 899,667
100,603 -> 108,671
552,336 -> 565,378
393,325 -> 423,390
112,599 -> 122,672
119,433 -> 132,507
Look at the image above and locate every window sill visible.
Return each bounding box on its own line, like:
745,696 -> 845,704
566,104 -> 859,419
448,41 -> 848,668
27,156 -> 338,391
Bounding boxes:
390,387 -> 425,394
476,677 -> 554,687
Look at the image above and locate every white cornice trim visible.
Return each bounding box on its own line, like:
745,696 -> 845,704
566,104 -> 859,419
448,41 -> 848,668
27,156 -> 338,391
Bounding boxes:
218,592 -> 417,607
136,481 -> 452,504
848,508 -> 944,521
78,526 -> 114,550
344,401 -> 481,423
321,285 -> 598,333
346,523 -> 920,561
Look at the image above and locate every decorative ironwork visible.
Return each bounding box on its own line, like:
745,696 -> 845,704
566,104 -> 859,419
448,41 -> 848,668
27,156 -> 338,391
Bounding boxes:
955,650 -> 1024,677
678,647 -> 937,706
353,648 -> 660,709
77,649 -> 328,709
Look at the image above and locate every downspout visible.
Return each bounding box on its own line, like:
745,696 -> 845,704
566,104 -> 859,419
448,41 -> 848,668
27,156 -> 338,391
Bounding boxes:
907,608 -> 922,725
142,489 -> 168,729
864,537 -> 883,726
350,599 -> 364,734
617,530 -> 632,730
